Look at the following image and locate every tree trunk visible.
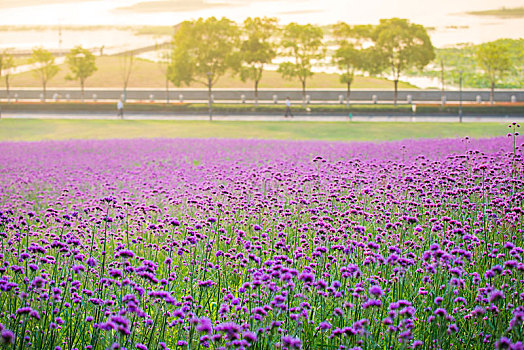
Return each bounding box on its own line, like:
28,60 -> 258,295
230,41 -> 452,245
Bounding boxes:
490,81 -> 494,105
254,80 -> 259,108
302,80 -> 306,108
393,80 -> 399,106
81,80 -> 85,101
43,80 -> 47,102
165,77 -> 169,104
5,75 -> 9,99
346,82 -> 351,108
208,76 -> 213,121
123,81 -> 128,102
440,60 -> 445,100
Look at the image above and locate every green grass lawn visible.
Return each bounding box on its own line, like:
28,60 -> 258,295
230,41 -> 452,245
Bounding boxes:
0,119 -> 508,142
1,56 -> 416,89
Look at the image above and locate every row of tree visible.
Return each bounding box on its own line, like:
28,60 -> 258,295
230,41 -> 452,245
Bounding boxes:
0,46 -> 97,100
0,46 -> 139,102
0,17 -> 515,106
168,17 -> 435,106
0,17 -> 434,106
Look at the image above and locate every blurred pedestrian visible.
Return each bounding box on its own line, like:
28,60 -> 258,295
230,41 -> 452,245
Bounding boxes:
284,96 -> 293,118
117,99 -> 124,118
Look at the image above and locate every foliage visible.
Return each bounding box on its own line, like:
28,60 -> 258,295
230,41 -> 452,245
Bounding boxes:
372,18 -> 435,78
477,41 -> 513,102
167,17 -> 240,120
0,50 -> 15,94
332,23 -> 370,103
29,47 -> 59,99
277,23 -> 325,103
369,18 -> 434,103
405,39 -> 524,89
238,17 -> 278,104
168,17 -> 240,88
0,50 -> 15,76
65,46 -> 97,97
6,20 -> 524,91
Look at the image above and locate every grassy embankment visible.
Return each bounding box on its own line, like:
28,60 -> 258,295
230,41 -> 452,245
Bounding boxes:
0,119 -> 510,142
0,56 -> 415,89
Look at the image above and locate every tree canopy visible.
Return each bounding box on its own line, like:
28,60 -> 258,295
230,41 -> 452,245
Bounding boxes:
168,17 -> 240,119
0,50 -> 15,95
238,17 -> 278,105
65,46 -> 97,99
277,23 -> 325,105
370,18 -> 434,104
168,17 -> 239,88
477,41 -> 513,103
332,23 -> 370,105
30,47 -> 59,100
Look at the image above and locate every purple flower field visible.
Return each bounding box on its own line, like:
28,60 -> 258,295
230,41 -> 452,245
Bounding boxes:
0,129 -> 523,350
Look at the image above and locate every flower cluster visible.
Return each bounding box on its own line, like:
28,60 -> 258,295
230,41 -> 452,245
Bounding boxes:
0,135 -> 522,349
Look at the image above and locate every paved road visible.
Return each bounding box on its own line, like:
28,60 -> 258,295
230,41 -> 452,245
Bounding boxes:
1,112 -> 523,123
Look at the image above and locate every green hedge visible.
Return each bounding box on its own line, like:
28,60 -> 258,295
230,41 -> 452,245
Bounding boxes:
1,102 -> 522,115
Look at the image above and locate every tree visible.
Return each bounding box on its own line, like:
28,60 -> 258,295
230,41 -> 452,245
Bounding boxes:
119,53 -> 135,102
157,42 -> 173,104
238,17 -> 278,106
168,17 -> 240,120
477,41 -> 512,104
65,46 -> 97,100
30,48 -> 59,101
278,23 -> 325,106
332,23 -> 368,107
440,59 -> 445,100
0,50 -> 15,98
370,18 -> 434,105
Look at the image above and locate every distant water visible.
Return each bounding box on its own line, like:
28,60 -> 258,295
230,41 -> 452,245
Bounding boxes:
0,0 -> 522,46
0,29 -> 164,53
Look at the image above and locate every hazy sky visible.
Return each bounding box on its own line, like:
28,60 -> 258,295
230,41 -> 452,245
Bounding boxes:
2,0 -> 523,24
0,0 -> 522,46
